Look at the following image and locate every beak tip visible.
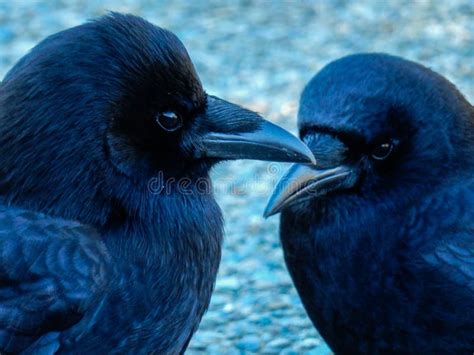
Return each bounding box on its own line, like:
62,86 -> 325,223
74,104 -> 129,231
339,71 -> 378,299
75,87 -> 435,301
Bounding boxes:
294,143 -> 316,165
263,202 -> 280,218
199,99 -> 315,165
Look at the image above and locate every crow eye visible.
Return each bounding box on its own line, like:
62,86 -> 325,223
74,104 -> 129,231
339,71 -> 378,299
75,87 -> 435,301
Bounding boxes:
371,141 -> 394,161
156,111 -> 182,132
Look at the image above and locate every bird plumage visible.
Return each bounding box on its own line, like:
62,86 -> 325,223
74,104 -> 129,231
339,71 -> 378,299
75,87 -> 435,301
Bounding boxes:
0,195 -> 222,353
0,13 -> 314,353
266,53 -> 474,354
0,14 -> 222,353
281,178 -> 474,354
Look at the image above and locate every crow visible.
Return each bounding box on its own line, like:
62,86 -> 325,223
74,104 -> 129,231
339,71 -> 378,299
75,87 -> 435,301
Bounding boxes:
0,13 -> 315,354
264,53 -> 474,354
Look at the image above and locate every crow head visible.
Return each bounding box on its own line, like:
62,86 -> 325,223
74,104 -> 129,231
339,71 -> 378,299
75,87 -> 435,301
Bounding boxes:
96,14 -> 315,179
0,13 -> 314,224
264,53 -> 474,216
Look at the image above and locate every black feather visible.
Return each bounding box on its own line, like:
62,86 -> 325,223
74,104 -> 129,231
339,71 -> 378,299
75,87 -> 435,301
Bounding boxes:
0,13 -> 222,353
280,53 -> 474,354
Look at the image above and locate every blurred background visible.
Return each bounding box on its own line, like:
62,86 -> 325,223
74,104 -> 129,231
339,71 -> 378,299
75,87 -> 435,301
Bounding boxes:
1,1 -> 472,353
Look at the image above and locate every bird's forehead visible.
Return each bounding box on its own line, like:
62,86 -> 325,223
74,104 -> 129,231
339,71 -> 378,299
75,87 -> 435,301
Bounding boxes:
297,87 -> 393,141
296,54 -> 411,137
95,14 -> 205,105
296,53 -> 435,140
138,34 -> 204,101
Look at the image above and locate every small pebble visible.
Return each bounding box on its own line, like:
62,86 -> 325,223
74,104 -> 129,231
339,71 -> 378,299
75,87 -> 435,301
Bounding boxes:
236,335 -> 261,352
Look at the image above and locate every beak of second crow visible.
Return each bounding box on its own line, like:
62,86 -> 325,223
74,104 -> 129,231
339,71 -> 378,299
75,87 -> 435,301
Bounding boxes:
263,163 -> 356,217
195,96 -> 315,164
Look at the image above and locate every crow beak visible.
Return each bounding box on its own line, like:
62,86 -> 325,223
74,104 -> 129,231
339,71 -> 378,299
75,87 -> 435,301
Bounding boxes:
195,96 -> 315,164
263,163 -> 355,217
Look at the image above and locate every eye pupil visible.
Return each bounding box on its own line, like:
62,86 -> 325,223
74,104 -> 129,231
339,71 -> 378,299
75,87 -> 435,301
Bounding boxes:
156,111 -> 182,132
372,141 -> 394,160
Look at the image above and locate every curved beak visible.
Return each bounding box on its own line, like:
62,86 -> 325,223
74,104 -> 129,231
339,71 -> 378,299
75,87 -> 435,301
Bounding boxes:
195,96 -> 315,164
263,163 -> 355,217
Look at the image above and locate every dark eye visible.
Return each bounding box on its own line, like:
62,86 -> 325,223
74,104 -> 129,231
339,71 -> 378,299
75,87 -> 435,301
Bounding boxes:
371,141 -> 395,161
156,111 -> 182,132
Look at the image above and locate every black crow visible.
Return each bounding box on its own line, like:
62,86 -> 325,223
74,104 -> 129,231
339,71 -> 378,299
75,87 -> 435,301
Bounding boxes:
264,53 -> 474,354
0,13 -> 315,354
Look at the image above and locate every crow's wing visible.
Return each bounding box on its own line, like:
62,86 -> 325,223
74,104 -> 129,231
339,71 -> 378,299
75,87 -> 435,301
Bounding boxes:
0,204 -> 111,353
428,229 -> 474,293
416,181 -> 474,350
423,181 -> 474,293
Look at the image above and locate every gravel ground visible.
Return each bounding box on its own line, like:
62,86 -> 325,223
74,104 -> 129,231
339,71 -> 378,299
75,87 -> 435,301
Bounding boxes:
1,1 -> 473,354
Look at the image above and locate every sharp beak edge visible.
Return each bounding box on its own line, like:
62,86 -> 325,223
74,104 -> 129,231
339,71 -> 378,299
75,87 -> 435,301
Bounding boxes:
263,164 -> 354,218
198,96 -> 316,164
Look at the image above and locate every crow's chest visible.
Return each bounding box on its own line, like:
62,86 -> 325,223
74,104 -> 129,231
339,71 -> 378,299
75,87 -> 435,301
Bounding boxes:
280,214 -> 414,353
64,216 -> 223,353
